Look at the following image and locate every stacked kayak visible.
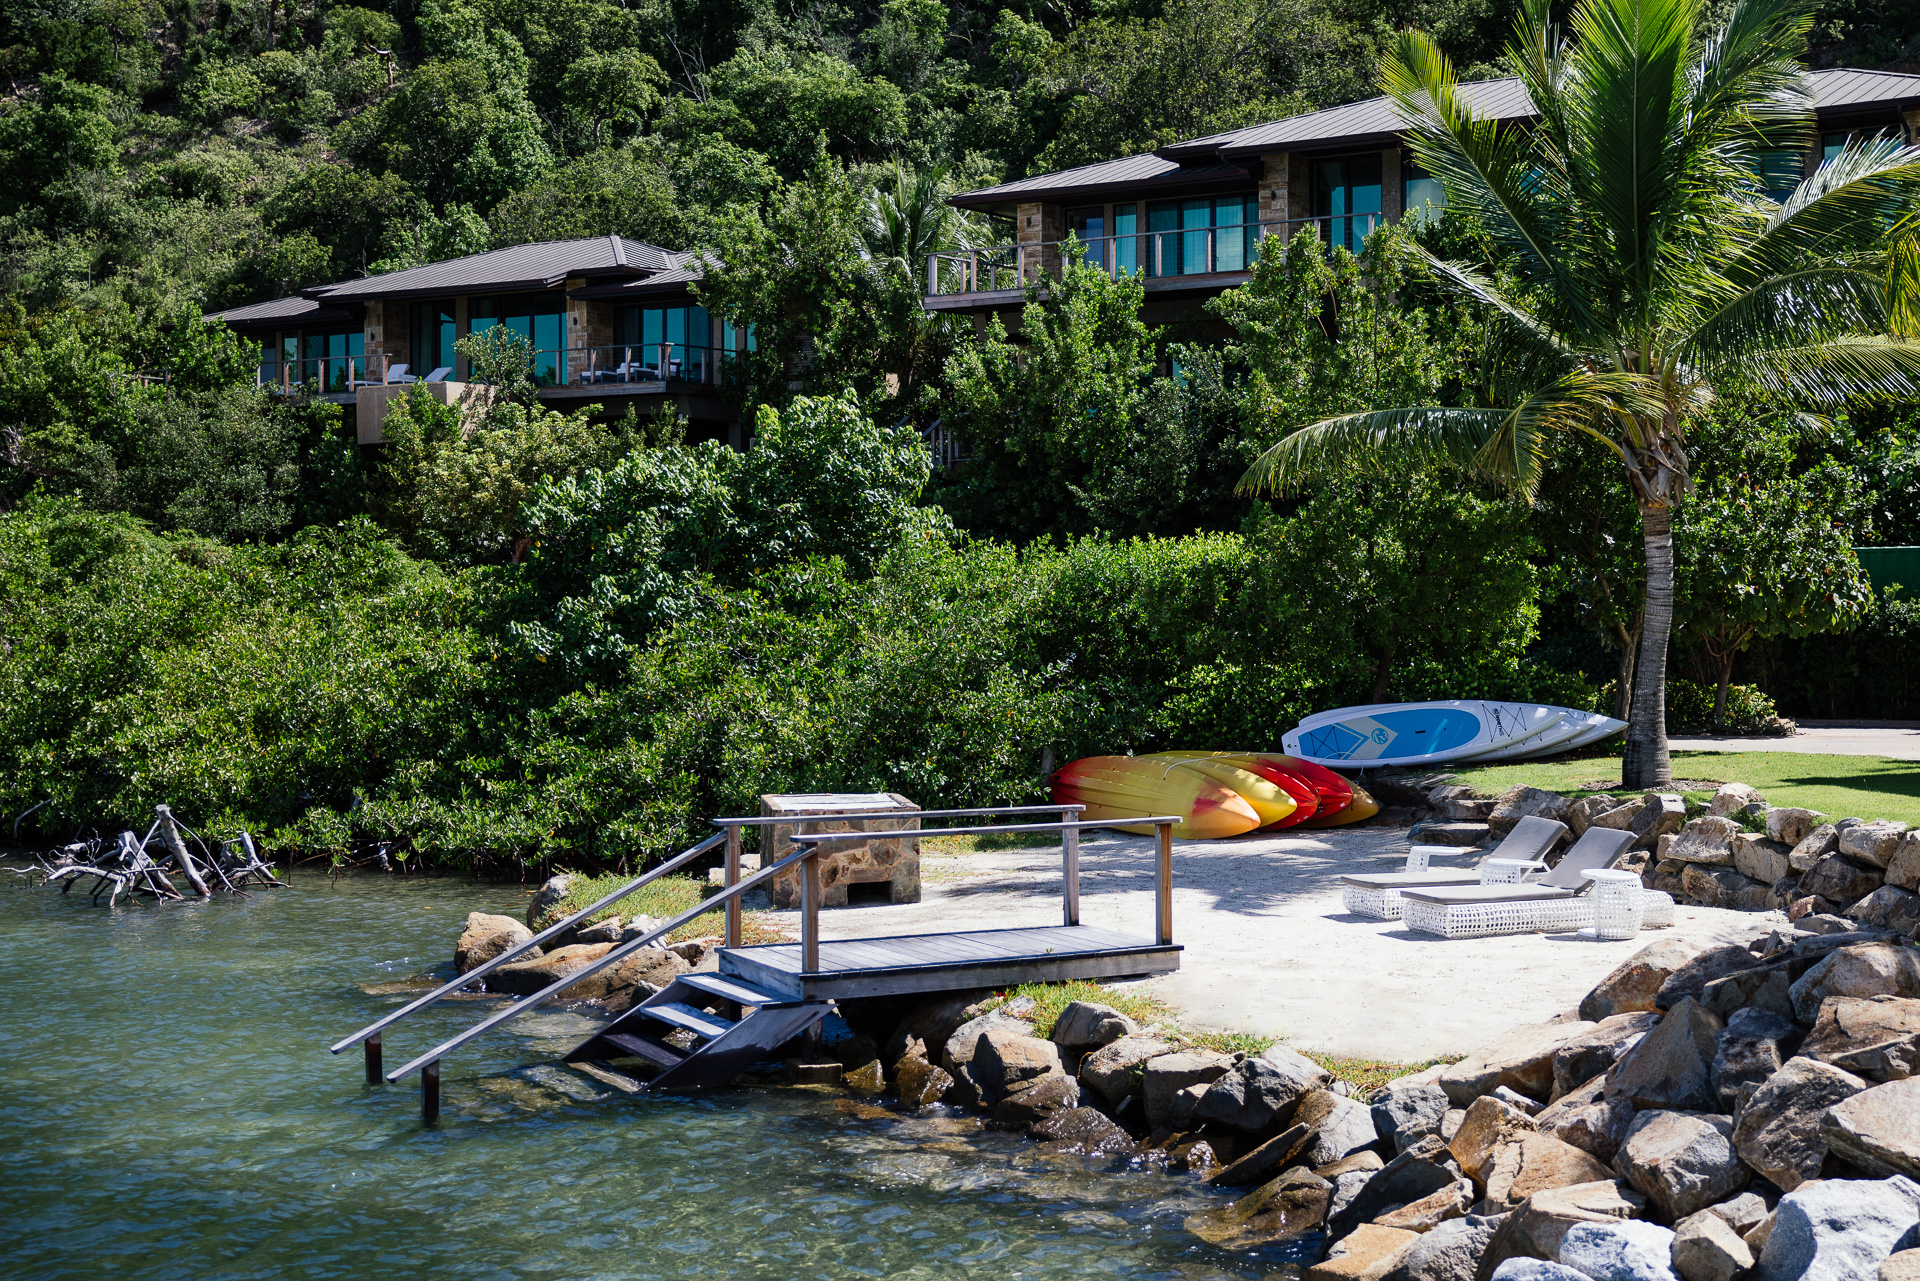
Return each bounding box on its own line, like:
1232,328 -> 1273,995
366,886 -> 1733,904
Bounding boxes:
1282,701 -> 1627,769
1049,752 -> 1379,839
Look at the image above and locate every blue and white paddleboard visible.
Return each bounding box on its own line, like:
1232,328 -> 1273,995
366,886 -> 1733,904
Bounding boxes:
1283,701 -> 1561,768
1500,711 -> 1628,760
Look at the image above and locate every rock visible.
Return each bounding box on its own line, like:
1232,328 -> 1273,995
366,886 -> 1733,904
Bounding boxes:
1607,1000 -> 1724,1112
1049,1000 -> 1140,1049
1077,1034 -> 1175,1105
1679,865 -> 1771,911
1801,995 -> 1920,1081
1451,1096 -> 1539,1184
574,916 -> 623,945
1484,1133 -> 1616,1212
1799,855 -> 1884,912
1791,825 -> 1842,873
1443,1021 -> 1599,1106
1489,787 -> 1574,838
1697,959 -> 1798,1024
1638,795 -> 1689,848
1820,1077 -> 1920,1179
1311,1224 -> 1422,1281
1731,1057 -> 1870,1191
1554,1013 -> 1663,1101
1495,1085 -> 1545,1116
1790,943 -> 1920,1024
455,911 -> 536,973
1571,796 -> 1621,838
894,1037 -> 955,1106
1383,1214 -> 1500,1281
992,1070 -> 1079,1125
1707,1192 -> 1769,1237
1305,1090 -> 1390,1166
1559,1219 -> 1681,1280
1196,1043 -> 1333,1132
1790,896 -> 1838,922
1488,1264 -> 1589,1281
488,941 -> 688,1001
1592,800 -> 1644,832
1614,1111 -> 1747,1221
1767,808 -> 1826,848
971,1028 -> 1062,1105
1734,835 -> 1795,886
1333,1136 -> 1464,1239
1211,1122 -> 1315,1187
1851,886 -> 1920,933
1334,1168 -> 1382,1221
1710,1006 -> 1801,1110
1538,1075 -> 1638,1165
1884,1249 -> 1920,1281
884,989 -> 996,1068
1030,1105 -> 1132,1155
1583,941 -> 1709,1022
1842,821 -> 1913,870
941,1008 -> 1030,1106
1668,818 -> 1739,866
1142,1051 -> 1232,1128
1376,1083 -> 1455,1154
1185,1167 -> 1333,1248
1166,1081 -> 1209,1130
1753,1175 -> 1920,1281
1483,1179 -> 1649,1271
524,874 -> 573,929
1888,836 -> 1920,892
1674,1211 -> 1755,1281
1709,784 -> 1765,817
1376,1179 -> 1475,1232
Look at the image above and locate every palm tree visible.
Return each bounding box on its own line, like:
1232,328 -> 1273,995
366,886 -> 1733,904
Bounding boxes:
1237,0 -> 1920,787
860,161 -> 974,286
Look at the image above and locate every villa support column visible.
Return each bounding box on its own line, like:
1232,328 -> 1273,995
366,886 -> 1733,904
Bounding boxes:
1016,201 -> 1063,285
1289,155 -> 1313,242
1906,108 -> 1920,147
1380,146 -> 1403,230
1258,151 -> 1291,255
453,296 -> 470,380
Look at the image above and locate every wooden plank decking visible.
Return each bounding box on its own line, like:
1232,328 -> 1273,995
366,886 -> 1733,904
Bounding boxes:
717,923 -> 1181,999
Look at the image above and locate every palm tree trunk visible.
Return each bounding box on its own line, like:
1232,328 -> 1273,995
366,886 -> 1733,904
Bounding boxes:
1623,503 -> 1675,787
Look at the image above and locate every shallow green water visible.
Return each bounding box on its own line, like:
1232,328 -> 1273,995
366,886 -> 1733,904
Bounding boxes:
0,868 -> 1290,1280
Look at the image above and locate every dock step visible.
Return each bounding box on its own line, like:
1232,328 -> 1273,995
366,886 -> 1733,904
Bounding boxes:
643,1001 -> 736,1039
678,973 -> 788,1007
600,1031 -> 688,1070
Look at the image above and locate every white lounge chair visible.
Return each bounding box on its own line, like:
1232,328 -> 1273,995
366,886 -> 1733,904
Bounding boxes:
421,366 -> 453,383
1339,815 -> 1570,919
1398,828 -> 1675,938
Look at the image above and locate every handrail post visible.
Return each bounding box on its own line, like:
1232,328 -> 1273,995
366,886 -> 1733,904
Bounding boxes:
800,843 -> 821,997
1062,808 -> 1080,927
1155,820 -> 1174,946
724,824 -> 742,948
364,1032 -> 382,1084
422,1060 -> 440,1125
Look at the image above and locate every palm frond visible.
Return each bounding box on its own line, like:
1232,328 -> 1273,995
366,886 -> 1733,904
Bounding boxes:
1732,335 -> 1920,404
1686,0 -> 1815,153
1682,265 -> 1891,367
1732,137 -> 1920,279
1892,234 -> 1920,338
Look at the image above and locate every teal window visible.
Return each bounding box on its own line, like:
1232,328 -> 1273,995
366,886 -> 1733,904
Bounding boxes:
1067,205 -> 1106,269
1113,204 -> 1139,275
470,294 -> 567,386
1315,154 -> 1383,253
1823,131 -> 1849,162
300,330 -> 363,391
615,304 -> 714,379
1402,159 -> 1445,227
258,338 -> 278,387
409,302 -> 456,377
1753,149 -> 1802,201
1145,193 -> 1259,276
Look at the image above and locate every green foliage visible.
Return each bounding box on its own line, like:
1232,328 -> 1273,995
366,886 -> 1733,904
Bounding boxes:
1663,680 -> 1794,736
486,145 -> 685,248
0,75 -> 117,219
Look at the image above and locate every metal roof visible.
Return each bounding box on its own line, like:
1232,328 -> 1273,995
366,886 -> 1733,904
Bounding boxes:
306,236 -> 676,301
204,294 -> 355,327
955,67 -> 1920,212
568,251 -> 707,299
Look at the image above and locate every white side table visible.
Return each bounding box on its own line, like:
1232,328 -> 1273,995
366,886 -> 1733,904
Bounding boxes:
1586,869 -> 1646,940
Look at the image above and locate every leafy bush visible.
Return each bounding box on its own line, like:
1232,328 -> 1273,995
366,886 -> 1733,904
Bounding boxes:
1665,680 -> 1796,737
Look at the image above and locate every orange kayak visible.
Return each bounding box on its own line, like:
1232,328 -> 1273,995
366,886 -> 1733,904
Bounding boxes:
1050,756 -> 1263,839
1141,754 -> 1300,828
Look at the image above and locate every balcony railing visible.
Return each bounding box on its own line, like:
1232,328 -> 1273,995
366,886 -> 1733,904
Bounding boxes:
256,345 -> 740,394
925,213 -> 1383,297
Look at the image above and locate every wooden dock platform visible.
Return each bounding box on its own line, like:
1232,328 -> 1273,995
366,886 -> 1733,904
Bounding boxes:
718,923 -> 1181,1000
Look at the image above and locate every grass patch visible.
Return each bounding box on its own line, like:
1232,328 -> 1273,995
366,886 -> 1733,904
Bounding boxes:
1453,750 -> 1920,826
538,871 -> 788,945
976,980 -> 1438,1092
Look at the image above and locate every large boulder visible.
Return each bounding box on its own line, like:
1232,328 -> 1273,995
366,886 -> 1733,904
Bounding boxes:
1196,1043 -> 1332,1133
1487,1263 -> 1589,1280
1820,1076 -> 1920,1179
455,911 -> 537,973
1311,1223 -> 1421,1281
1558,1219 -> 1681,1280
1842,821 -> 1913,870
1708,783 -> 1765,818
1798,855 -> 1884,913
1791,825 -> 1842,873
991,1070 -> 1079,1125
1655,947 -> 1766,1011
1753,1175 -> 1920,1281
1710,1006 -> 1802,1110
1553,1013 -> 1663,1101
1537,1075 -> 1638,1165
1185,1167 -> 1333,1248
524,873 -> 573,929
1489,787 -> 1574,838
1607,1000 -> 1724,1112
1376,1082 -> 1455,1155
1767,808 -> 1826,848
1299,1088 -> 1388,1166
1851,887 -> 1920,934
1667,818 -> 1738,867
1443,1021 -> 1599,1106
1884,1250 -> 1920,1281
1583,940 -> 1708,1022
941,1006 -> 1032,1106
970,1027 -> 1063,1105
1888,835 -> 1920,892
1380,1213 -> 1500,1281
894,1036 -> 955,1106
1733,834 -> 1795,886
1483,1134 -> 1617,1213
1375,1179 -> 1476,1233
488,941 -> 687,1001
1142,1050 -> 1233,1128
1613,1111 -> 1747,1222
1451,1095 -> 1538,1185
1049,1000 -> 1141,1050
1697,959 -> 1798,1024
884,989 -> 995,1068
1799,995 -> 1920,1081
1680,866 -> 1770,911
1671,1210 -> 1755,1281
1481,1179 -> 1648,1272
1078,1034 -> 1175,1105
1210,1121 -> 1316,1188
1790,943 -> 1920,1025
1331,1136 -> 1463,1240
1731,1056 -> 1870,1191
1029,1105 -> 1132,1155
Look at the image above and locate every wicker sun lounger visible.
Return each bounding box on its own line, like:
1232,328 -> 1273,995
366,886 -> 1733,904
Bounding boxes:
1338,815 -> 1571,919
1397,827 -> 1675,938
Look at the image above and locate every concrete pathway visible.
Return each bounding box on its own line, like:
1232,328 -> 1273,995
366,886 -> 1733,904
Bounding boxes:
762,826 -> 1777,1064
1670,724 -> 1920,759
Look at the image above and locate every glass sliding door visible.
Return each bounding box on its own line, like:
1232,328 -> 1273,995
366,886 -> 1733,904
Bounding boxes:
1067,206 -> 1106,271
469,294 -> 567,386
613,304 -> 714,381
1214,194 -> 1255,271
1147,202 -> 1178,276
1112,204 -> 1139,275
409,302 -> 456,379
1402,159 -> 1445,226
1144,193 -> 1261,276
1314,153 -> 1384,253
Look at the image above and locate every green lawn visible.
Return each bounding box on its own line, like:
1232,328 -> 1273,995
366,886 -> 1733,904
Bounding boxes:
1451,751 -> 1920,826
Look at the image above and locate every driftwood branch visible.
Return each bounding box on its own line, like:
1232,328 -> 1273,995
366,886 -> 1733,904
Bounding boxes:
11,807 -> 285,906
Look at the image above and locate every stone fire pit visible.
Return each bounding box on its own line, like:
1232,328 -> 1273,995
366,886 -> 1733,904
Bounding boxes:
760,792 -> 922,909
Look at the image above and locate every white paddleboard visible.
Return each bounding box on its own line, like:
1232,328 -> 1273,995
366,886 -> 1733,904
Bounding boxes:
1497,711 -> 1628,760
1283,701 -> 1562,768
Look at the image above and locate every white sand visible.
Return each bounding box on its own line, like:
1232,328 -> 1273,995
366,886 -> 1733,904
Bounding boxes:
761,826 -> 1782,1063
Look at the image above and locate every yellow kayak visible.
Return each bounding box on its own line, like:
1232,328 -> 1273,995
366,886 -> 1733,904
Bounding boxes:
1141,753 -> 1299,828
1050,756 -> 1263,839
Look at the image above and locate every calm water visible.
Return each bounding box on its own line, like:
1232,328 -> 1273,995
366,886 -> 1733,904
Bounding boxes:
0,868 -> 1285,1280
